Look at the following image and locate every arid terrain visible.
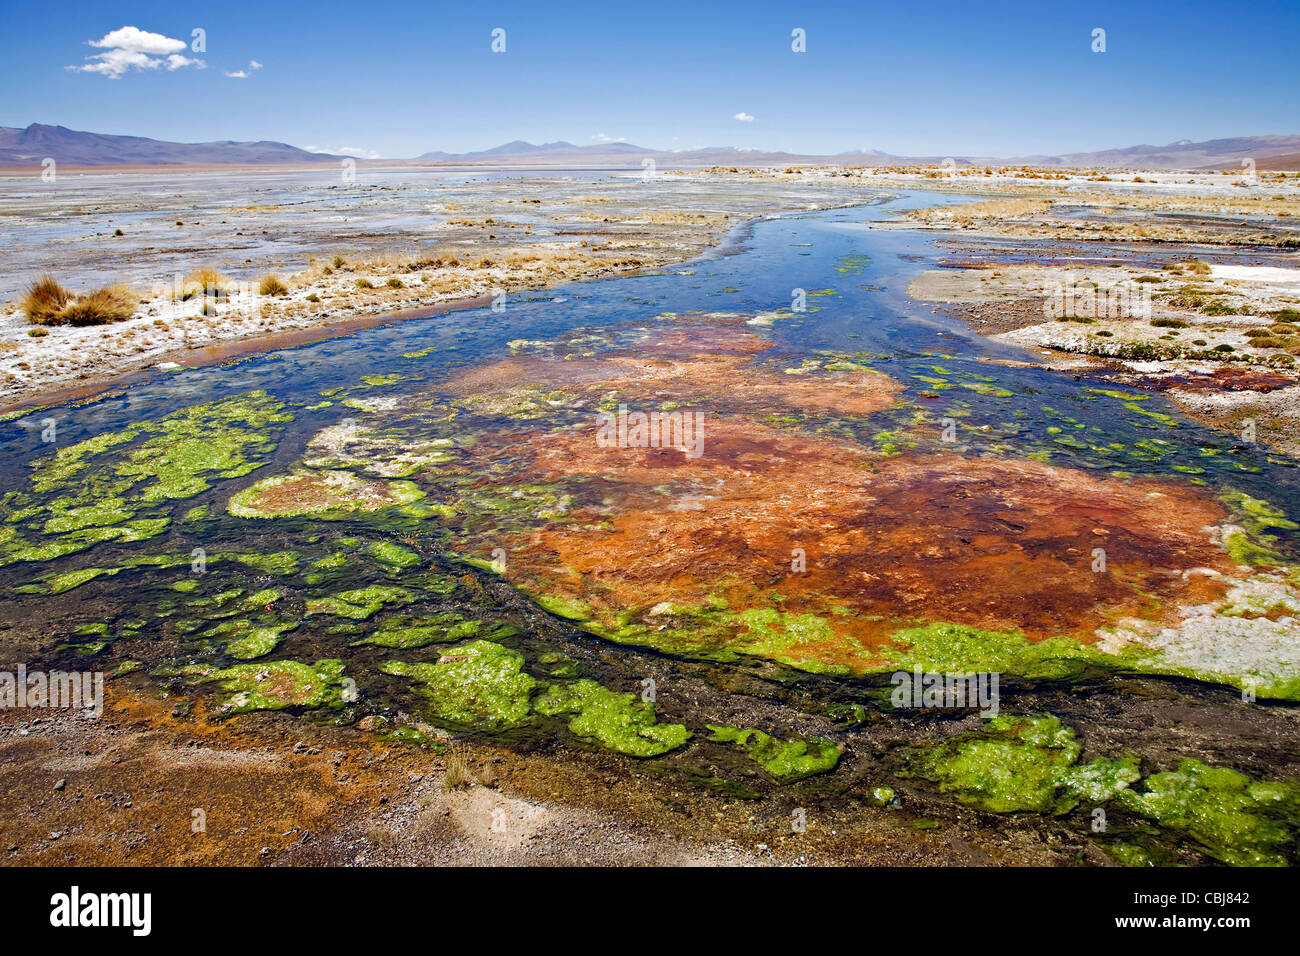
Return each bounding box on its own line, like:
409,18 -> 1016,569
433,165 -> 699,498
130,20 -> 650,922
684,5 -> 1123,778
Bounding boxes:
2,161 -> 1299,869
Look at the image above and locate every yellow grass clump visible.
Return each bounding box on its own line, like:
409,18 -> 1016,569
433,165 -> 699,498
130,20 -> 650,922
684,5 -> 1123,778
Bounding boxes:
23,276 -> 137,327
258,274 -> 288,297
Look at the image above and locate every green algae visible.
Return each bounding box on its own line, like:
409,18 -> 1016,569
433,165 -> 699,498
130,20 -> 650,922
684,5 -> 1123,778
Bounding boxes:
707,725 -> 841,782
230,551 -> 301,576
380,640 -> 535,730
16,565 -> 121,595
730,609 -> 862,675
1,391 -> 291,568
228,470 -> 425,519
369,540 -> 420,570
306,585 -> 412,620
535,679 -> 691,757
186,658 -> 348,713
913,714 -> 1141,815
204,618 -> 299,659
1117,759 -> 1300,867
882,622 -> 1121,681
1220,490 -> 1298,566
350,612 -> 509,649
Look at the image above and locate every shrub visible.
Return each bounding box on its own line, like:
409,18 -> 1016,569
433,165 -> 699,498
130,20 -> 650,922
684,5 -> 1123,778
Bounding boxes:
386,278 -> 404,289
1150,318 -> 1188,328
58,285 -> 137,326
258,275 -> 288,297
332,255 -> 346,269
181,268 -> 231,301
24,277 -> 136,326
1203,300 -> 1239,316
355,278 -> 375,289
22,275 -> 71,324
305,293 -> 320,303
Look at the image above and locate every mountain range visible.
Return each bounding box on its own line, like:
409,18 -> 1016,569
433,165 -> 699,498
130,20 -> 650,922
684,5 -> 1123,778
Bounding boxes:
0,124 -> 340,167
2,123 -> 1298,170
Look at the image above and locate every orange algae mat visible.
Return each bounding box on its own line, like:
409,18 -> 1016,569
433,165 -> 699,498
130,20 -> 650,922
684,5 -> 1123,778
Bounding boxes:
434,318 -> 1236,673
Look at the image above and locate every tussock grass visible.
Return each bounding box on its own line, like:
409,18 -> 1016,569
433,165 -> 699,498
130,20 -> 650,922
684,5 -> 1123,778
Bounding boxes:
443,749 -> 474,790
185,267 -> 231,294
24,276 -> 137,326
22,275 -> 71,324
258,275 -> 288,297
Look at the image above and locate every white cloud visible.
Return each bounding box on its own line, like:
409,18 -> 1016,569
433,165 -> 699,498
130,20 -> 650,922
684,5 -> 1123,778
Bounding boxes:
225,60 -> 262,79
70,26 -> 205,78
733,112 -> 755,123
306,145 -> 381,160
591,132 -> 626,143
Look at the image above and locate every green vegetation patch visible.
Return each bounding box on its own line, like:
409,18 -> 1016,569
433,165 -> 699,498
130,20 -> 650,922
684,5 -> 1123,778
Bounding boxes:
186,658 -> 348,713
912,714 -> 1140,815
1,391 -> 291,567
306,585 -> 412,620
352,612 -> 513,649
535,679 -> 691,757
1117,759 -> 1300,867
708,725 -> 841,782
380,640 -> 535,730
228,470 -> 424,519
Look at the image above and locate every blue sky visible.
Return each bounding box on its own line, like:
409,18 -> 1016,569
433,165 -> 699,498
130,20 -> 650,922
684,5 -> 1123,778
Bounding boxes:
2,0 -> 1297,158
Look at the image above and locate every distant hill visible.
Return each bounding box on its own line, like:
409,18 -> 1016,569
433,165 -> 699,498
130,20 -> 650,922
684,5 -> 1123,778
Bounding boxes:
4,125 -> 1297,171
418,139 -> 651,160
0,124 -> 342,167
1039,135 -> 1300,170
413,135 -> 1300,171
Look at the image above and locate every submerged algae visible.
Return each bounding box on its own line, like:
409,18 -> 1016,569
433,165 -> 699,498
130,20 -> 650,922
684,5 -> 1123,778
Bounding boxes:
228,470 -> 425,519
306,586 -> 412,620
914,714 -> 1140,815
351,612 -> 511,649
535,679 -> 691,757
1118,759 -> 1300,867
707,725 -> 841,782
381,640 -> 534,730
2,392 -> 292,567
186,658 -> 349,714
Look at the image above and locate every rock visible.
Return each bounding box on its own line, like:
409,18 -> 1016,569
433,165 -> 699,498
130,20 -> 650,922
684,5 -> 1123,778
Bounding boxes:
53,779 -> 66,791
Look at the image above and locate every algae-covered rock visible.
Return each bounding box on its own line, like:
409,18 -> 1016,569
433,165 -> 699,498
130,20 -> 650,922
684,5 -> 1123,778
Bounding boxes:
380,640 -> 535,730
306,585 -> 412,619
535,679 -> 691,757
707,725 -> 841,782
187,658 -> 348,713
1117,759 -> 1300,867
914,714 -> 1140,815
228,470 -> 424,519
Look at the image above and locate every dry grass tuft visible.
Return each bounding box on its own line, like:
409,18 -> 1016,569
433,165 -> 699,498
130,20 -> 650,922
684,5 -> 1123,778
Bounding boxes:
24,277 -> 137,326
22,275 -> 71,324
58,285 -> 138,326
443,748 -> 474,790
258,274 -> 288,297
